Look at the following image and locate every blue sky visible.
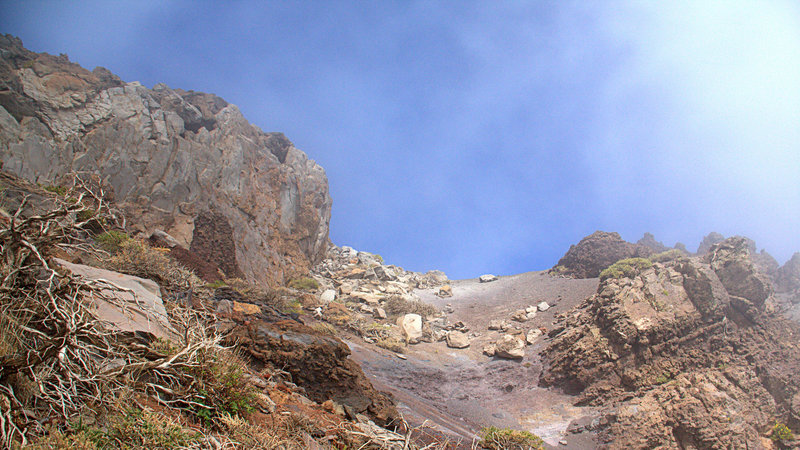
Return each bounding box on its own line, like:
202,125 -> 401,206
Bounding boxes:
2,1 -> 799,278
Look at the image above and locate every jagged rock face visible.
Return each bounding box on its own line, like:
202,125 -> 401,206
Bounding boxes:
776,253 -> 800,294
0,35 -> 332,286
541,237 -> 800,447
696,231 -> 725,254
553,231 -> 653,278
636,232 -> 669,253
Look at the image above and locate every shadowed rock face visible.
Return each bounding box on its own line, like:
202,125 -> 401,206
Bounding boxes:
542,237 -> 800,448
0,35 -> 331,286
553,231 -> 653,279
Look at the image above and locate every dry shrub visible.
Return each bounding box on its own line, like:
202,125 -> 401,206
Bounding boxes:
105,239 -> 201,290
383,295 -> 439,319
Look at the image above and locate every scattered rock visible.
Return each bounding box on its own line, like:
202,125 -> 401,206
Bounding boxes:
396,314 -> 423,344
373,307 -> 387,319
437,285 -> 453,298
526,328 -> 543,345
483,343 -> 497,357
494,335 -> 525,360
537,301 -> 550,312
511,310 -> 529,322
488,319 -> 506,330
479,274 -> 498,283
446,331 -> 470,349
320,289 -> 337,305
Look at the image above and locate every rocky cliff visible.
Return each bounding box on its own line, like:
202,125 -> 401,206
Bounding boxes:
0,35 -> 331,286
542,237 -> 800,448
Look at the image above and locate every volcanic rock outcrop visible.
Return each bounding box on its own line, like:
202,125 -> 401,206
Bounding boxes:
0,35 -> 331,286
552,231 -> 653,278
542,237 -> 800,448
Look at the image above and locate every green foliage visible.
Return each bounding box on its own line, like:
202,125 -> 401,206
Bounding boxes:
281,298 -> 303,315
479,426 -> 544,450
43,184 -> 68,196
94,230 -> 130,253
654,373 -> 671,385
374,254 -> 384,264
771,421 -> 794,441
188,350 -> 257,422
205,279 -> 228,289
32,407 -> 199,449
600,258 -> 653,281
650,249 -> 686,263
76,208 -> 98,223
288,276 -> 319,291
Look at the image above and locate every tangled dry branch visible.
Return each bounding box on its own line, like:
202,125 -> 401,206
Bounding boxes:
0,185 -> 223,448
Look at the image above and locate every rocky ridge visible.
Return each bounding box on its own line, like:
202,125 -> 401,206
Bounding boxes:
0,35 -> 331,287
541,236 -> 800,448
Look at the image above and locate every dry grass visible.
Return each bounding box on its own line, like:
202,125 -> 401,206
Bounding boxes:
384,295 -> 439,319
105,239 -> 201,291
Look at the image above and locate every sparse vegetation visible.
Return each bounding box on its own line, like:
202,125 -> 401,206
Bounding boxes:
650,249 -> 686,263
479,426 -> 544,449
311,322 -> 337,336
43,184 -> 67,196
771,421 -> 794,441
288,276 -> 319,291
655,373 -> 672,385
600,257 -> 653,281
94,230 -> 130,253
384,295 -> 439,318
205,279 -> 228,289
106,239 -> 200,290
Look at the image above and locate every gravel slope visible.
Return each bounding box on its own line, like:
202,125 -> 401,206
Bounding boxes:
349,271 -> 600,448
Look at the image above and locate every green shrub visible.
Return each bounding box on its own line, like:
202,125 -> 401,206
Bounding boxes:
600,258 -> 653,281
188,350 -> 257,422
95,230 -> 130,253
479,426 -> 544,449
281,298 -> 303,315
288,277 -> 319,291
43,184 -> 68,196
650,249 -> 686,263
205,279 -> 228,289
771,421 -> 794,441
654,373 -> 671,385
32,407 -> 199,449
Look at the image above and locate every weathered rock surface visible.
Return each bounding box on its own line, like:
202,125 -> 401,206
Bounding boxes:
397,314 -> 423,344
494,335 -> 525,360
225,317 -> 398,426
541,237 -> 800,447
636,232 -> 669,253
479,274 -> 498,283
446,331 -> 470,349
54,258 -> 178,341
552,231 -> 653,278
777,252 -> 800,294
0,35 -> 332,287
696,231 -> 725,255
